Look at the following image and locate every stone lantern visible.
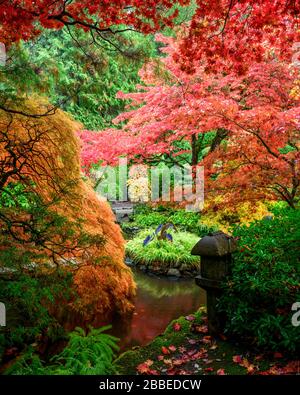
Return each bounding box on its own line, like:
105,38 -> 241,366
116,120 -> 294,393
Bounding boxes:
191,231 -> 237,335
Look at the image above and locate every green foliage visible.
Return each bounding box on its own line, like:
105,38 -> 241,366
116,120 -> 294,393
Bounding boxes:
0,181 -> 104,365
123,205 -> 217,237
170,210 -> 200,230
126,229 -> 199,268
135,212 -> 168,227
0,182 -> 31,209
219,207 -> 300,353
24,28 -> 156,129
0,270 -> 73,362
0,43 -> 43,103
6,326 -> 119,375
1,27 -> 156,128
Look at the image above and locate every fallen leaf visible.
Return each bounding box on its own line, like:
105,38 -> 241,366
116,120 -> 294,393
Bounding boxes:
247,364 -> 256,374
187,349 -> 198,357
167,368 -> 177,375
173,322 -> 181,331
185,315 -> 196,321
241,358 -> 256,374
178,369 -> 190,375
144,359 -> 153,366
137,360 -> 154,374
162,346 -> 170,355
149,369 -> 160,375
282,361 -> 300,374
173,359 -> 185,366
259,366 -> 280,375
202,336 -> 212,344
232,355 -> 256,374
233,355 -> 243,364
191,351 -> 208,360
191,324 -> 208,334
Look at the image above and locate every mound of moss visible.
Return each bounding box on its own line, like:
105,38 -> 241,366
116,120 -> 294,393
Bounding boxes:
126,230 -> 200,277
115,310 -> 249,375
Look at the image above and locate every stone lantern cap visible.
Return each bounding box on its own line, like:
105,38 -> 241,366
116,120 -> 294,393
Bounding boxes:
191,231 -> 237,257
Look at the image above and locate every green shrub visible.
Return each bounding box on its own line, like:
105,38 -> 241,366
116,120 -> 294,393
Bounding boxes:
124,206 -> 217,237
6,326 -> 119,375
0,270 -> 73,363
219,207 -> 300,353
135,212 -> 168,227
126,229 -> 200,269
169,210 -> 199,229
0,181 -> 104,364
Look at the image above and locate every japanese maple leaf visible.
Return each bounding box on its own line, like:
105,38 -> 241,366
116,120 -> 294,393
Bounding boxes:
185,315 -> 196,321
137,359 -> 154,374
173,322 -> 182,331
192,324 -> 208,334
202,336 -> 212,344
161,346 -> 170,355
233,355 -> 243,364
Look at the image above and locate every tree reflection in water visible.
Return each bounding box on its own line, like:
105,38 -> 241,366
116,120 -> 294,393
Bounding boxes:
112,268 -> 206,351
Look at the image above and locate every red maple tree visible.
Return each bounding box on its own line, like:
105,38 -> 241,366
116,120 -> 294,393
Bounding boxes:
180,0 -> 300,74
0,0 -> 188,44
80,33 -> 300,208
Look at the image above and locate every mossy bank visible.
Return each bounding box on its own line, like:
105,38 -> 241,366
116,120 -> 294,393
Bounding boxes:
115,309 -> 287,375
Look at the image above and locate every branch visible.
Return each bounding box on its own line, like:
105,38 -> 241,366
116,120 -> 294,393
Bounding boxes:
0,104 -> 58,118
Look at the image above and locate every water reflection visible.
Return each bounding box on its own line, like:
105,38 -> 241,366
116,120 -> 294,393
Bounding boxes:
112,268 -> 206,351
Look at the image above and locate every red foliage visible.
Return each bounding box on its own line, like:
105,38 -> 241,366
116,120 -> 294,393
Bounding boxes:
180,0 -> 300,74
0,0 -> 188,45
80,33 -> 300,208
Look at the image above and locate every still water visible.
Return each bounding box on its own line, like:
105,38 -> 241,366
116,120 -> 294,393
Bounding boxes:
112,268 -> 206,351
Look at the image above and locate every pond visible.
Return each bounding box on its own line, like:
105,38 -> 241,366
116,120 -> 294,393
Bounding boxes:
112,268 -> 206,352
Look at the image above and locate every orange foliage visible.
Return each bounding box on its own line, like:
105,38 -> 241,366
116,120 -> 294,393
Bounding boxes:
0,98 -> 136,325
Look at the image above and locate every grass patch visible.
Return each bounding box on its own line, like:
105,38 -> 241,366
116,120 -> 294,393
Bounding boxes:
126,229 -> 199,270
